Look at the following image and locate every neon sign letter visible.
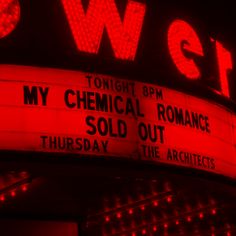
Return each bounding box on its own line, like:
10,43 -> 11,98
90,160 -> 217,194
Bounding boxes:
168,19 -> 204,80
215,40 -> 233,97
0,0 -> 21,39
61,0 -> 146,60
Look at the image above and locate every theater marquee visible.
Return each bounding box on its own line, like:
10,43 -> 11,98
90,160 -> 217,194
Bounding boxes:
0,65 -> 235,178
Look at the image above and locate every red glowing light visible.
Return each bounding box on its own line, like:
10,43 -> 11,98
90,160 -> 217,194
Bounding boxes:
105,216 -> 110,222
164,223 -> 168,229
168,19 -> 204,79
227,232 -> 231,236
141,205 -> 145,211
153,201 -> 158,207
141,229 -> 146,235
21,184 -> 28,192
153,226 -> 157,232
0,195 -> 5,201
167,196 -> 172,203
0,0 -> 20,39
132,233 -> 136,236
128,209 -> 133,214
117,212 -> 122,218
187,216 -> 192,222
175,220 -> 179,225
11,190 -> 16,197
211,209 -> 217,215
215,40 -> 232,97
61,0 -> 146,60
199,212 -> 204,219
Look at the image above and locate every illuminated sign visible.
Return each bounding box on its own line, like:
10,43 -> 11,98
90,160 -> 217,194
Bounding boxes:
61,0 -> 146,60
167,19 -> 204,80
0,0 -> 234,102
0,0 -> 20,39
60,0 -> 233,98
0,65 -> 236,179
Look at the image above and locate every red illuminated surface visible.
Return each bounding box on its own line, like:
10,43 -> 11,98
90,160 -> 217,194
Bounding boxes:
215,40 -> 233,97
61,0 -> 146,60
168,19 -> 204,79
0,65 -> 236,180
0,0 -> 20,39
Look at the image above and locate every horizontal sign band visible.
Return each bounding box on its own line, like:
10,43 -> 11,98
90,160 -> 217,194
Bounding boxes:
0,65 -> 235,178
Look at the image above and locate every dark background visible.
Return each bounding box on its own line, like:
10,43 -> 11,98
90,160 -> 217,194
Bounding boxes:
0,0 -> 236,109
